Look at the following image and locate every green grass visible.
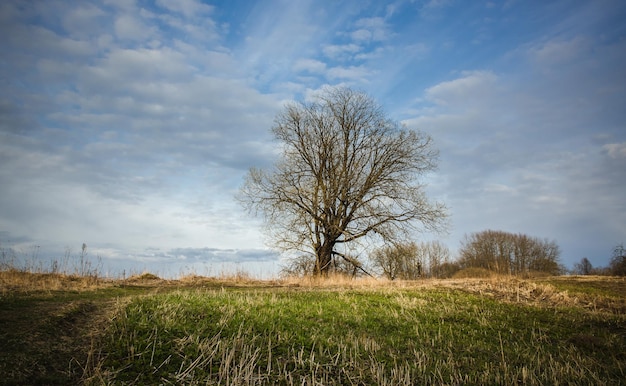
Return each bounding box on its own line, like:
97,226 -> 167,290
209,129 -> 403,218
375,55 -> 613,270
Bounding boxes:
93,286 -> 625,385
1,273 -> 625,385
543,276 -> 626,298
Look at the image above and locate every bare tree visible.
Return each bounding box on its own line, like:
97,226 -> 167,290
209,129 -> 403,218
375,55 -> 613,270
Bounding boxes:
371,240 -> 451,280
610,243 -> 626,276
574,257 -> 593,275
424,240 -> 452,278
371,242 -> 421,280
458,230 -> 561,276
280,255 -> 315,277
240,87 -> 447,276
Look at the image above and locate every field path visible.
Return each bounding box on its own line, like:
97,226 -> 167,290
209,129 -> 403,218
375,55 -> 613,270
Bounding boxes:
0,280 -> 156,386
0,296 -> 110,385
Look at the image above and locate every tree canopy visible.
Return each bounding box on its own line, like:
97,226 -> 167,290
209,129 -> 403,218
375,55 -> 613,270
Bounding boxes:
240,87 -> 447,275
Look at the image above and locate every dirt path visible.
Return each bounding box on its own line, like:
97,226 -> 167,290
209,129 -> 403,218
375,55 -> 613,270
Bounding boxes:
0,295 -> 119,385
0,277 -> 176,385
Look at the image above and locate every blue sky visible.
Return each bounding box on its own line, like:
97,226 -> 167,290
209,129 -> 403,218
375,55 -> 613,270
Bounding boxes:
1,0 -> 625,277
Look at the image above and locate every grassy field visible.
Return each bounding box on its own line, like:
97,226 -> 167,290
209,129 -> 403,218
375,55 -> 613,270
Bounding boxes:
1,271 -> 624,385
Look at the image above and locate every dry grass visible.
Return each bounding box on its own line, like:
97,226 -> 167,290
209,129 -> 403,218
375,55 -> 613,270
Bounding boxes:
3,268 -> 623,313
2,269 -> 625,385
178,272 -> 281,288
435,276 -> 626,314
279,273 -> 388,289
123,272 -> 166,284
276,274 -> 626,313
0,268 -> 109,296
88,277 -> 626,385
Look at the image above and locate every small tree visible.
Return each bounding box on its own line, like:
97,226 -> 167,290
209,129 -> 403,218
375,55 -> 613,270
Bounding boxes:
371,242 -> 421,280
372,240 -> 451,279
423,240 -> 452,278
240,87 -> 447,276
610,243 -> 626,276
280,255 -> 315,277
573,257 -> 593,275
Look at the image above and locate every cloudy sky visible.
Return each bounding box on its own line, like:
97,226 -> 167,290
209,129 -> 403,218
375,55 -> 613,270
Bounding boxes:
1,0 -> 624,277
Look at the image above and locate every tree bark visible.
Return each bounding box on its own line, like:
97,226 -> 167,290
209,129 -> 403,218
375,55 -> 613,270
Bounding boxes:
315,241 -> 334,276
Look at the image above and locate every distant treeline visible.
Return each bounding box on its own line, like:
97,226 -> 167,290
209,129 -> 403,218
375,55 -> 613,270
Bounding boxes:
456,230 -> 561,276
283,229 -> 624,279
573,243 -> 626,276
370,230 -> 561,280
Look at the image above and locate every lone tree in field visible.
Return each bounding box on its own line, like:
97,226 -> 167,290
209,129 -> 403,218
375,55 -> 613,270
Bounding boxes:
240,87 -> 447,276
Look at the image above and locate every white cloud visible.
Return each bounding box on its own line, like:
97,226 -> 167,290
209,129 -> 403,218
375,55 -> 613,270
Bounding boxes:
62,4 -> 107,37
147,9 -> 221,42
352,16 -> 391,42
102,0 -> 137,11
527,37 -> 591,68
351,29 -> 372,42
531,195 -> 567,206
354,46 -> 389,61
484,183 -> 516,194
604,142 -> 626,159
423,0 -> 453,9
327,65 -> 374,82
233,1 -> 329,88
155,0 -> 213,18
425,70 -> 498,106
355,16 -> 386,29
82,46 -> 194,88
114,13 -> 155,41
293,58 -> 327,74
322,43 -> 361,60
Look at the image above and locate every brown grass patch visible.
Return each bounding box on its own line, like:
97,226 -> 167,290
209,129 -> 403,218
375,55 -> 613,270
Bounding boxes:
278,274 -> 626,314
436,276 -> 626,314
124,272 -> 164,283
0,269 -> 109,295
3,269 -> 624,314
452,267 -> 497,278
279,273 -> 387,289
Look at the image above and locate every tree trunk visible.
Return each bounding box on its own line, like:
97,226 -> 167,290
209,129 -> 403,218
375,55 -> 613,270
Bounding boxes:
315,241 -> 334,276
